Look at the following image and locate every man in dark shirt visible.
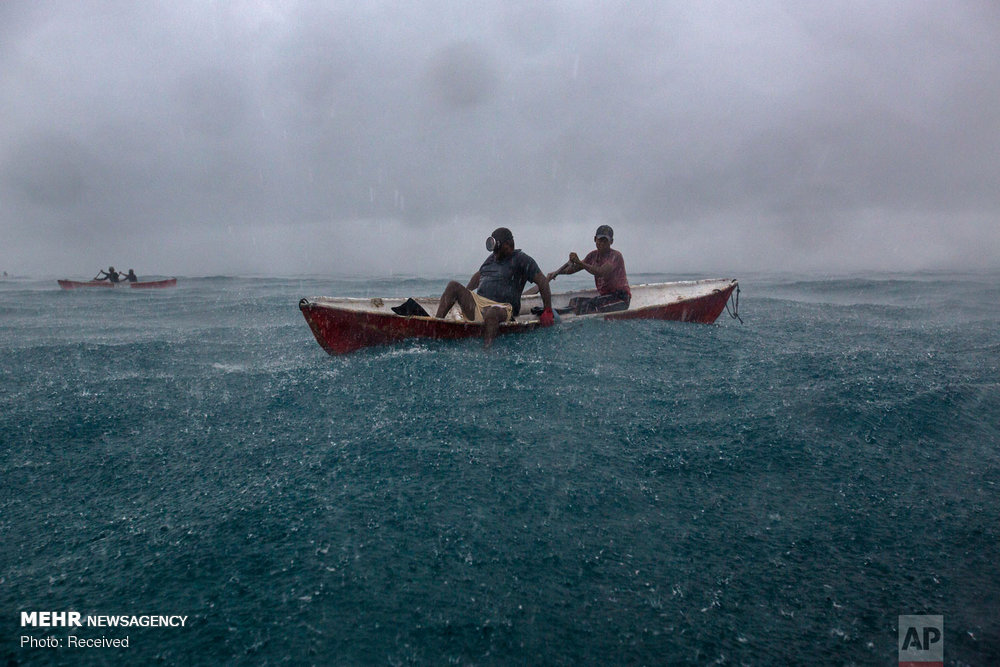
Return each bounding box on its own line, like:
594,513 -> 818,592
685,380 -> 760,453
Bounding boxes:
435,227 -> 555,347
95,266 -> 121,283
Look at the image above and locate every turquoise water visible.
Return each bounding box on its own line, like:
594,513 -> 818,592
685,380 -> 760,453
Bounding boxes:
2,273 -> 998,664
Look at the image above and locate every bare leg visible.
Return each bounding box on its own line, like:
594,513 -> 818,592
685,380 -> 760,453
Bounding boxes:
436,281 -> 478,320
481,306 -> 507,349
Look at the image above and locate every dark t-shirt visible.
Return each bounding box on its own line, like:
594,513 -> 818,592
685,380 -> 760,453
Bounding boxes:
477,249 -> 541,316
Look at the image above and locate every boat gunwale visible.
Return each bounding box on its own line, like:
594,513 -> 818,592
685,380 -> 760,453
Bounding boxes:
302,278 -> 737,324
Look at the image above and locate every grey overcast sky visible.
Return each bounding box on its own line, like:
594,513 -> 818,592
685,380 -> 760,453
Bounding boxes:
2,0 -> 998,277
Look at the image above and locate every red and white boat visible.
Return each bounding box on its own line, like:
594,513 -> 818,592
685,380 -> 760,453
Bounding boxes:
300,278 -> 739,355
57,278 -> 178,290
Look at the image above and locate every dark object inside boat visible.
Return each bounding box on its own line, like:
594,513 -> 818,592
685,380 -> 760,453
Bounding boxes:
391,298 -> 430,317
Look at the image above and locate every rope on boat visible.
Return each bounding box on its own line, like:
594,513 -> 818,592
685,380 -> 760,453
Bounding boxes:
725,283 -> 743,324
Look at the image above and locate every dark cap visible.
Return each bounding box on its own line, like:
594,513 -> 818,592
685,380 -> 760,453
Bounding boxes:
595,225 -> 614,241
491,227 -> 514,245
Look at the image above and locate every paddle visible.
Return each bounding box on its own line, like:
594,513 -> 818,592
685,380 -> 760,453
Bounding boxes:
523,260 -> 572,296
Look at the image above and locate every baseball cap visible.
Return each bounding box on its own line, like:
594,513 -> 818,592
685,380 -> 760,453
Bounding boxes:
595,225 -> 614,241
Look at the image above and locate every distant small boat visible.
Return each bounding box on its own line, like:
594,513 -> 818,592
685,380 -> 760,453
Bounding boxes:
57,278 -> 178,290
300,278 -> 739,355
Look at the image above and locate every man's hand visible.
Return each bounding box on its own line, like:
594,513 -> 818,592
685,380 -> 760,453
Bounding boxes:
533,270 -> 553,323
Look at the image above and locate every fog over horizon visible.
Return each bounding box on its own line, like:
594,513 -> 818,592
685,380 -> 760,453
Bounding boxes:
2,1 -> 999,279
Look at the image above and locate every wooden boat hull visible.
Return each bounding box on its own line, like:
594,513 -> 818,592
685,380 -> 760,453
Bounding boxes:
57,278 -> 177,290
300,279 -> 738,355
299,300 -> 540,355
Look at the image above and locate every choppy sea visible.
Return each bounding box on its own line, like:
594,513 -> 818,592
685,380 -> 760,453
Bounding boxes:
2,272 -> 998,665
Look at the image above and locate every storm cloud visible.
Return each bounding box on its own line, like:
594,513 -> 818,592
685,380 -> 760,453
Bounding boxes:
2,0 -> 998,276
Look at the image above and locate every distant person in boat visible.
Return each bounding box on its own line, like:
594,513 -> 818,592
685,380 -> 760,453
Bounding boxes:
95,266 -> 121,283
545,224 -> 631,315
435,227 -> 555,348
125,269 -> 138,283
